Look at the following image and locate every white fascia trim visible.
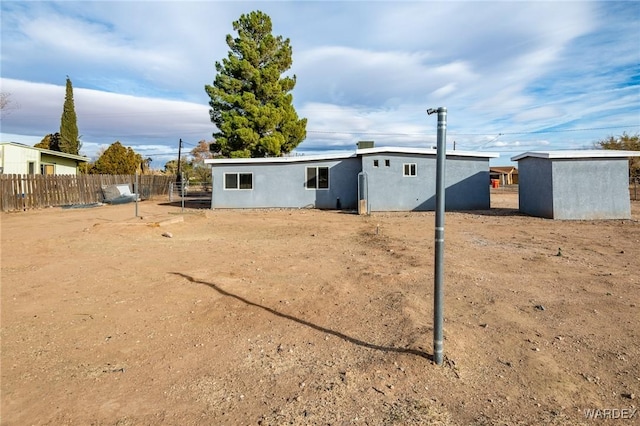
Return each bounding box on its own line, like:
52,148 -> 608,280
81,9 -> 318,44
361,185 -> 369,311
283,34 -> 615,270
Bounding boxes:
511,150 -> 640,161
356,147 -> 500,158
205,152 -> 356,165
204,147 -> 500,165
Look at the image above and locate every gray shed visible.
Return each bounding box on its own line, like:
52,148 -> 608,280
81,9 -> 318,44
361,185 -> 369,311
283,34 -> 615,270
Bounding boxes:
511,150 -> 640,220
206,147 -> 498,212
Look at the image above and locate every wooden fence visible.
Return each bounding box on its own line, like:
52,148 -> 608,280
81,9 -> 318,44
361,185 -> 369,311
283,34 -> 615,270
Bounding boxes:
0,174 -> 175,212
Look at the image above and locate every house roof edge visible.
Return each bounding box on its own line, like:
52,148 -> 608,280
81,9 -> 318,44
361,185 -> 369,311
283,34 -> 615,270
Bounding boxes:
1,141 -> 90,162
511,150 -> 640,161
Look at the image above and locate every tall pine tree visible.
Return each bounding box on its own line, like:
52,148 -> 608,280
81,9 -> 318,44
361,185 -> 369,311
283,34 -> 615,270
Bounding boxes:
59,76 -> 80,155
205,10 -> 307,158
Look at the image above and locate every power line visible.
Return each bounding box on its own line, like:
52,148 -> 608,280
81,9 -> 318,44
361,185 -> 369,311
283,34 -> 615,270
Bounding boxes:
306,124 -> 639,137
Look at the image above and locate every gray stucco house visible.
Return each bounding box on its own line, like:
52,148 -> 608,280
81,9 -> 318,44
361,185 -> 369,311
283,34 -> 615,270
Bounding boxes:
512,150 -> 640,220
205,146 -> 498,212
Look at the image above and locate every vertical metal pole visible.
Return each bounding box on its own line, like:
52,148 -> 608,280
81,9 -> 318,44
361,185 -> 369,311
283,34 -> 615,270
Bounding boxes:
134,172 -> 139,217
176,138 -> 183,190
431,107 -> 447,365
181,172 -> 185,213
210,168 -> 215,210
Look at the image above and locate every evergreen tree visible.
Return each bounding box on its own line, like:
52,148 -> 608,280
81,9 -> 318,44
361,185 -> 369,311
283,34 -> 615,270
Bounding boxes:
34,133 -> 61,151
59,76 -> 80,155
205,10 -> 307,158
92,141 -> 142,175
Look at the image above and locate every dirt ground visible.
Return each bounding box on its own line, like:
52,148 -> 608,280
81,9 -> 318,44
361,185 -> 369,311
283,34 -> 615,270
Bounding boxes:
1,190 -> 639,425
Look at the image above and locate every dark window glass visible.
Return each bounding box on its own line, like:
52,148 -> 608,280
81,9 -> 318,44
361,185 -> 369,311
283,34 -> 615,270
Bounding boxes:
318,167 -> 329,189
306,167 -> 317,188
403,163 -> 417,176
306,167 -> 329,189
225,173 -> 238,189
239,173 -> 252,189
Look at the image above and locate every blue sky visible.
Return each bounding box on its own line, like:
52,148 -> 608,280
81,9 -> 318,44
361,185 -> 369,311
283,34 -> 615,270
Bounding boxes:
1,1 -> 639,168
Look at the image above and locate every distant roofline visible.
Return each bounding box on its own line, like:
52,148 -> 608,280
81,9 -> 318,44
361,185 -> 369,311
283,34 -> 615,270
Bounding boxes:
511,150 -> 640,161
205,147 -> 499,165
490,166 -> 518,172
1,141 -> 90,162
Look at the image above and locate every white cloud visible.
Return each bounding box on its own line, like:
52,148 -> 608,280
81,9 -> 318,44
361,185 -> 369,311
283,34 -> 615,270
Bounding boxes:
0,78 -> 214,166
1,1 -> 638,169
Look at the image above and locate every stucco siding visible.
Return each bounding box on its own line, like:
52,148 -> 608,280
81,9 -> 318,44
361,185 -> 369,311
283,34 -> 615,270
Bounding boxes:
211,158 -> 361,209
518,157 -> 554,218
362,153 -> 490,211
517,155 -> 631,220
444,156 -> 491,210
551,158 -> 630,220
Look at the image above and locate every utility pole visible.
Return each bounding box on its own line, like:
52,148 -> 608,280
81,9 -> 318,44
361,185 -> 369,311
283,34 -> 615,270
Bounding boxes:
427,107 -> 447,365
176,138 -> 183,190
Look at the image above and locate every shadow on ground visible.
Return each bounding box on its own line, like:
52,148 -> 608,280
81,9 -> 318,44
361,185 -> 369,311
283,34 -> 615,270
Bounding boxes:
171,271 -> 433,362
159,191 -> 211,209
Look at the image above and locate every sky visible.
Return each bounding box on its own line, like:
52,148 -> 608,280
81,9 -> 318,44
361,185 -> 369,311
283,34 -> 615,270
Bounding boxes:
1,1 -> 639,169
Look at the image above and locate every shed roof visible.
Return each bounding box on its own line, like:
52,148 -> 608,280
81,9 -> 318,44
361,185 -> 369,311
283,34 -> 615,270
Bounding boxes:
490,166 -> 518,173
511,150 -> 640,162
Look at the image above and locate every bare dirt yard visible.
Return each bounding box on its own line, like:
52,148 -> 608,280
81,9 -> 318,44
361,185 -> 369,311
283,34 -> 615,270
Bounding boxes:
1,190 -> 639,425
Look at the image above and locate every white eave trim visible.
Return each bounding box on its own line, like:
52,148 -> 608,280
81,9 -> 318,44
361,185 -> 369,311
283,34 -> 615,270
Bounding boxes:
205,147 -> 499,165
511,150 -> 640,161
205,152 -> 357,165
356,147 -> 499,158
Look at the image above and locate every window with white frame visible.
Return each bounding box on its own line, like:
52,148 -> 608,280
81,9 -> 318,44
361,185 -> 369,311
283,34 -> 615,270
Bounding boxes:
224,172 -> 253,190
403,163 -> 417,177
306,166 -> 329,189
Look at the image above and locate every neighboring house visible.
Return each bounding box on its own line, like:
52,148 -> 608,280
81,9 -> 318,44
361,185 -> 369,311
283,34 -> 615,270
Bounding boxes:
511,150 -> 640,220
0,142 -> 89,175
205,145 -> 499,212
490,166 -> 518,185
